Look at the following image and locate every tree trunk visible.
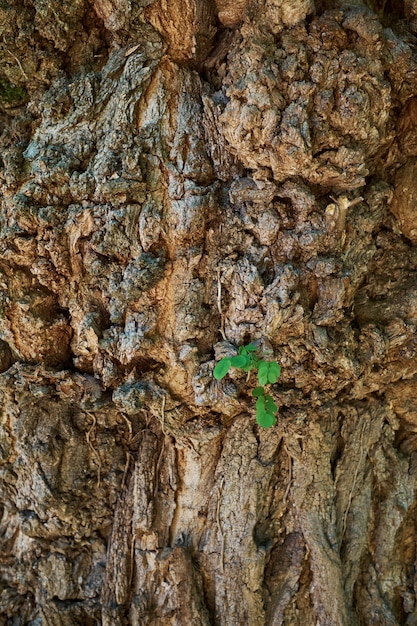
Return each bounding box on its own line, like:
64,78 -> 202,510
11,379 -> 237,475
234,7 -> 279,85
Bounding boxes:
1,0 -> 417,624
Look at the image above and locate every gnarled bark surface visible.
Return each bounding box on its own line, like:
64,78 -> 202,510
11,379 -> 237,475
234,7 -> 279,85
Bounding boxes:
1,0 -> 417,624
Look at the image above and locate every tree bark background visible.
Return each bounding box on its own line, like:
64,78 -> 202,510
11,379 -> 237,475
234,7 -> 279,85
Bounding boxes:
1,0 -> 417,624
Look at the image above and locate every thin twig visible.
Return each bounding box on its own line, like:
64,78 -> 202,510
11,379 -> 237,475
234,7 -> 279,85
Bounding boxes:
216,477 -> 225,573
125,44 -> 141,57
340,419 -> 368,545
129,535 -> 135,589
3,41 -> 28,80
154,439 -> 165,497
120,413 -> 133,440
216,269 -> 227,340
161,395 -> 166,436
85,412 -> 102,488
119,415 -> 133,489
283,445 -> 292,504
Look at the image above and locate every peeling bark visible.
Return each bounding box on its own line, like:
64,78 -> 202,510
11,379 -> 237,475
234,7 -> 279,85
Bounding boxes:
2,1 -> 417,624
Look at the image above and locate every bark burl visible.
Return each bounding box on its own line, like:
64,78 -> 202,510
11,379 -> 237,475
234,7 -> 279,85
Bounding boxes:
1,0 -> 417,624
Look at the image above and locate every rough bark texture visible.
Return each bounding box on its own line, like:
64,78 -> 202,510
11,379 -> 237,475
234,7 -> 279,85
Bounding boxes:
2,0 -> 417,624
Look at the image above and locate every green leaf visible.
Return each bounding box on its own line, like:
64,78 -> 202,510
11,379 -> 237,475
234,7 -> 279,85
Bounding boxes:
244,343 -> 257,352
256,410 -> 276,428
265,395 -> 278,413
268,362 -> 281,384
256,397 -> 265,411
213,358 -> 231,380
230,355 -> 249,369
251,386 -> 265,397
258,361 -> 269,386
242,363 -> 253,372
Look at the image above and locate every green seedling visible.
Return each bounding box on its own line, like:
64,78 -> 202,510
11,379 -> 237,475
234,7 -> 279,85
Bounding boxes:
213,343 -> 281,428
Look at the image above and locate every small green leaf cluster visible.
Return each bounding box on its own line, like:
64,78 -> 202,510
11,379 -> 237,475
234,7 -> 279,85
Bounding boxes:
0,78 -> 27,105
213,343 -> 281,428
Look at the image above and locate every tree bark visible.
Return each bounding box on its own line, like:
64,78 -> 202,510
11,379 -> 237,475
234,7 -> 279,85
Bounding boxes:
1,0 -> 417,624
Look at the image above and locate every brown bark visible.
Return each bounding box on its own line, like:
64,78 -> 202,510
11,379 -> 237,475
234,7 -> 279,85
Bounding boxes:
1,0 -> 417,624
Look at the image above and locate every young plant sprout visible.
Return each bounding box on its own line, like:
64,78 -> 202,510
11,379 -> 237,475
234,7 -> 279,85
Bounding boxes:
213,343 -> 281,428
